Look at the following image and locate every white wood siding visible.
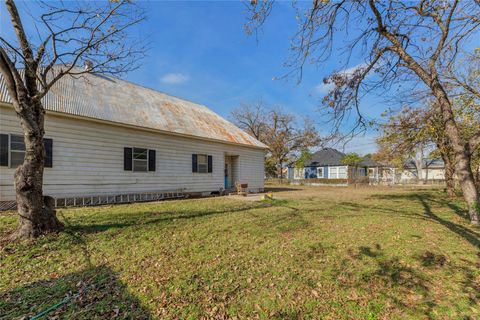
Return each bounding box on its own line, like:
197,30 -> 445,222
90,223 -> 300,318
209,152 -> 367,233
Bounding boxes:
0,105 -> 265,201
400,168 -> 445,181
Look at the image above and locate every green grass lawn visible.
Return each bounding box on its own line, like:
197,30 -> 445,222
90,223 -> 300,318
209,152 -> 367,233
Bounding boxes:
1,186 -> 479,319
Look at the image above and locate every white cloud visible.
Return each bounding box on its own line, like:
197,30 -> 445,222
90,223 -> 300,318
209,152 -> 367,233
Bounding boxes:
160,73 -> 189,85
314,63 -> 368,95
340,63 -> 368,76
314,82 -> 335,94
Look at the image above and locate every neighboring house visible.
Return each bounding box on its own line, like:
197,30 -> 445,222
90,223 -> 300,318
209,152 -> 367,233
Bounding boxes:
400,159 -> 445,182
287,148 -> 383,181
0,72 -> 267,207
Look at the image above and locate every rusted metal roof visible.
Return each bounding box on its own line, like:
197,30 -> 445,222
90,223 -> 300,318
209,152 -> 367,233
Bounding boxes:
0,71 -> 267,149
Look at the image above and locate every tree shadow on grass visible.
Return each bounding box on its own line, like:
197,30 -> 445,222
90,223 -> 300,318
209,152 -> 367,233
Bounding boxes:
370,192 -> 480,249
61,201 -> 271,236
341,243 -> 480,318
376,191 -> 471,221
252,199 -> 311,233
347,244 -> 434,317
0,265 -> 151,319
333,193 -> 480,316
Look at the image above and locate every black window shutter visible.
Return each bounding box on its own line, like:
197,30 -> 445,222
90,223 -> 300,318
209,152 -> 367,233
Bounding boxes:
124,147 -> 133,171
0,134 -> 8,166
148,149 -> 156,171
44,138 -> 53,168
192,154 -> 198,172
208,155 -> 213,173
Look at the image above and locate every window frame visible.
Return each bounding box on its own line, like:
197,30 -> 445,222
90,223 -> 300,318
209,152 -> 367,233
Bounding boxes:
132,147 -> 149,172
328,166 -> 347,179
317,167 -> 324,178
338,166 -> 347,179
9,134 -> 26,169
196,154 -> 208,173
329,167 -> 337,179
293,167 -> 304,180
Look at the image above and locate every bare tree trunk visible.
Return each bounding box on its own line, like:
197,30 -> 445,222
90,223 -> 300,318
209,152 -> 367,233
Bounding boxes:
415,155 -> 423,185
424,165 -> 429,184
1,0 -> 144,240
11,100 -> 63,240
451,149 -> 479,224
277,160 -> 283,180
432,82 -> 479,224
439,150 -> 456,198
475,165 -> 480,191
434,135 -> 456,197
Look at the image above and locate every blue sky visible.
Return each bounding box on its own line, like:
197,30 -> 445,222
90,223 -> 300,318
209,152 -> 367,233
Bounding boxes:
126,1 -> 380,154
1,1 -> 381,154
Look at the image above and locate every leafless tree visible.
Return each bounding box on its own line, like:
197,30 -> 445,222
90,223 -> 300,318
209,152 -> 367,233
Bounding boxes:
247,0 -> 480,224
443,48 -> 480,99
230,100 -> 268,140
262,108 -> 321,178
231,102 -> 321,178
0,0 -> 146,239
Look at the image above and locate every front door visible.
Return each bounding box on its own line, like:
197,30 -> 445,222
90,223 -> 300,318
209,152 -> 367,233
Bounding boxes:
224,163 -> 229,189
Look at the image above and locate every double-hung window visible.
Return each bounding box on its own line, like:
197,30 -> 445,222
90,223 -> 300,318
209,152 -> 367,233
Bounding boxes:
133,148 -> 148,172
317,167 -> 324,178
329,166 -> 347,179
197,154 -> 208,173
0,134 -> 53,168
123,147 -> 156,172
329,167 -> 337,179
294,167 -> 304,179
192,154 -> 212,173
338,166 -> 347,179
10,134 -> 25,168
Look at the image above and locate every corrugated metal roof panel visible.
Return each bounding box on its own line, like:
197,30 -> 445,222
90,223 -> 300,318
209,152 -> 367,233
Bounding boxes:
0,71 -> 267,149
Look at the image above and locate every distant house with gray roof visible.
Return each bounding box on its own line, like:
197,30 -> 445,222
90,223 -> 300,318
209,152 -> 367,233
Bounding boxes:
287,148 -> 383,181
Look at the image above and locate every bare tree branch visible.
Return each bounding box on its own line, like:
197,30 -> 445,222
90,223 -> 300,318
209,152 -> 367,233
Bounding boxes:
0,0 -> 147,238
244,0 -> 480,223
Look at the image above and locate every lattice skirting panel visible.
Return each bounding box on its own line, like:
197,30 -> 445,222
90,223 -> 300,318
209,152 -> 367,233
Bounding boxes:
0,201 -> 16,211
0,189 -> 186,212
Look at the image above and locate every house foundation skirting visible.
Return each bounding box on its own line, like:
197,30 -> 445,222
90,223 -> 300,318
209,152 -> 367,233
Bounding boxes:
0,189 -> 187,212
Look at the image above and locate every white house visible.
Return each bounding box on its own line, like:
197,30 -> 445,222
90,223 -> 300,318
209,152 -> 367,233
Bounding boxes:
400,159 -> 446,182
0,72 -> 266,208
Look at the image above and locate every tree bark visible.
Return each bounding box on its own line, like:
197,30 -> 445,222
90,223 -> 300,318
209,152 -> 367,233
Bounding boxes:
278,160 -> 283,180
475,165 -> 480,191
431,81 -> 479,225
451,148 -> 479,224
365,0 -> 479,223
414,156 -> 423,185
439,149 -> 456,198
424,165 -> 429,185
10,100 -> 63,240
